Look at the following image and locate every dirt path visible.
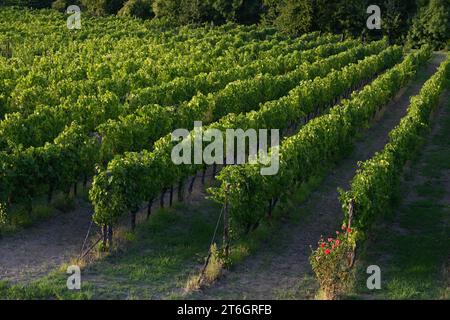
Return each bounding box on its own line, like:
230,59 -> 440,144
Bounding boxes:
0,200 -> 95,283
190,53 -> 446,300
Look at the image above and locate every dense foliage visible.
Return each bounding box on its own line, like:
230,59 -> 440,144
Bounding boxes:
118,0 -> 153,19
1,0 -> 53,8
151,0 -> 263,25
0,7 -> 285,220
211,44 -> 426,235
79,0 -> 126,15
407,0 -> 450,50
88,39 -> 393,227
3,0 -> 441,49
98,35 -> 351,159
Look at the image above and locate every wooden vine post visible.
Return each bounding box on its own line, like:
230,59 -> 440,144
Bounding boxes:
178,180 -> 184,202
131,208 -> 138,231
107,225 -> 113,247
347,199 -> 356,268
223,184 -> 231,260
47,184 -> 54,205
267,197 -> 279,219
212,163 -> 217,178
188,175 -> 196,194
201,168 -> 207,185
147,197 -> 154,219
160,188 -> 166,208
102,224 -> 108,249
348,199 -> 354,228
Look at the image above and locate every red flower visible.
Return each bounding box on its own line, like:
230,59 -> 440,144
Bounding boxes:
335,239 -> 340,246
320,243 -> 326,248
324,249 -> 331,255
336,231 -> 340,235
341,225 -> 346,231
347,228 -> 352,233
328,238 -> 333,242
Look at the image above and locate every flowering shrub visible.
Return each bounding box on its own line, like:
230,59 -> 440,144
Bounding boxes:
309,225 -> 357,299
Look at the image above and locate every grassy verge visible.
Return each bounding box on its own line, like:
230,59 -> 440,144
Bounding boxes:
0,197 -> 223,299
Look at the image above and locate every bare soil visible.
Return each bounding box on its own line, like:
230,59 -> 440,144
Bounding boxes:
0,200 -> 94,283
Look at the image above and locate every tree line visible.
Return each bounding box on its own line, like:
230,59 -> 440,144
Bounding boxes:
1,0 -> 449,50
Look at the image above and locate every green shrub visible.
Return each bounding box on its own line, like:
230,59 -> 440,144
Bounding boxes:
118,0 -> 153,19
152,0 -> 211,24
407,0 -> 450,50
274,0 -> 313,36
80,0 -> 126,15
263,0 -> 368,37
234,0 -> 262,24
1,0 -> 53,8
51,0 -> 70,12
152,0 -> 262,25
